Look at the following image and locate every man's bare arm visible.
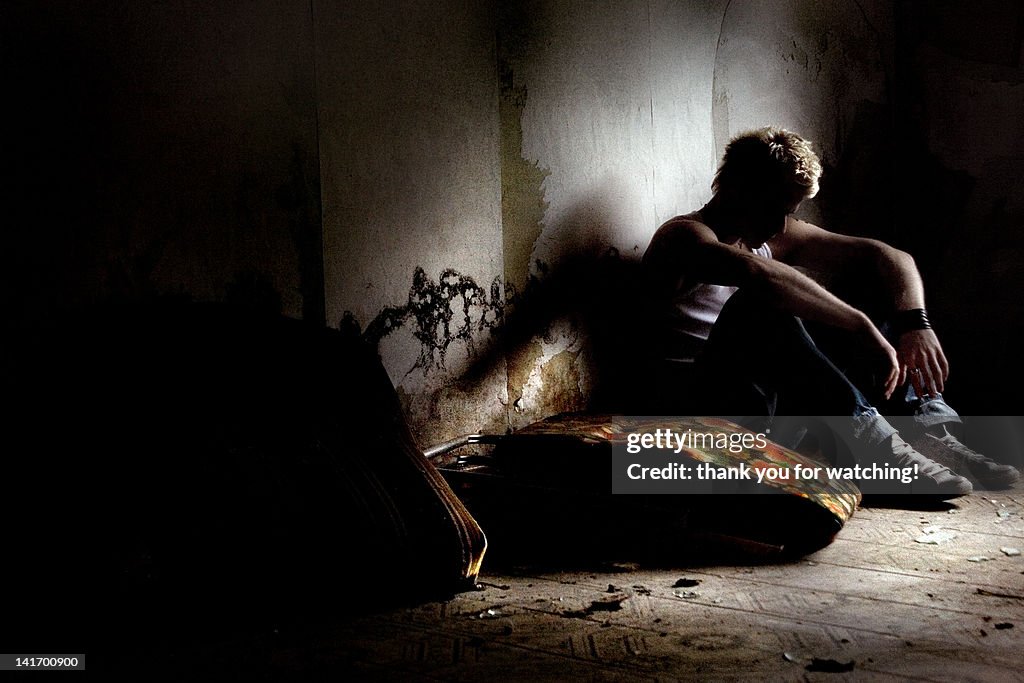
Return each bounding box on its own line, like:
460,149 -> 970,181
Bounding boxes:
646,219 -> 901,397
772,218 -> 950,396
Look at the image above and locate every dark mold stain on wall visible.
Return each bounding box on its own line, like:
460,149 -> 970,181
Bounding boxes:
345,267 -> 504,373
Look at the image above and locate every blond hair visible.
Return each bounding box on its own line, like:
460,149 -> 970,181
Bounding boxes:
712,127 -> 822,199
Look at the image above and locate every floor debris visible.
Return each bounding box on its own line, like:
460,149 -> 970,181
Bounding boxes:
999,547 -> 1021,556
284,484 -> 1024,681
914,527 -> 957,544
805,657 -> 856,673
561,595 -> 629,619
976,588 -> 1024,600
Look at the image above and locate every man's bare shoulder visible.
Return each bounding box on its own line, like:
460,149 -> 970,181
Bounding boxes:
644,214 -> 720,269
769,217 -> 879,266
650,213 -> 718,245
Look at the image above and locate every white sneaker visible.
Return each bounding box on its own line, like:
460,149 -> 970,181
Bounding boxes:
858,434 -> 973,499
911,430 -> 1020,490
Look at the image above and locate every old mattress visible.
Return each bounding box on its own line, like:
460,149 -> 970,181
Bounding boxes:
433,413 -> 860,562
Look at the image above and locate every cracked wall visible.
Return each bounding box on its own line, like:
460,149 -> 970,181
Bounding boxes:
317,0 -> 911,441
14,1 -> 1019,446
711,0 -> 892,231
316,1 -> 508,446
496,0 -> 728,429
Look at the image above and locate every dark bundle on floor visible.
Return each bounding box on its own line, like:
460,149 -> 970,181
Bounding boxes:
2,300 -> 485,664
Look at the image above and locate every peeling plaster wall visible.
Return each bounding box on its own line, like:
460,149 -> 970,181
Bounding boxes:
712,0 -> 893,232
498,1 -> 728,428
3,1 -> 322,323
316,0 -> 901,438
502,0 -> 728,275
9,2 -> 1019,445
496,0 -> 897,427
316,1 -> 507,446
494,0 -> 1022,423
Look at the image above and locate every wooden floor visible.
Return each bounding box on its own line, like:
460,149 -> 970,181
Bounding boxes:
259,486 -> 1024,682
149,486 -> 1024,681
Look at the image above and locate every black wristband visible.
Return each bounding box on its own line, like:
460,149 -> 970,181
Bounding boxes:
892,308 -> 931,335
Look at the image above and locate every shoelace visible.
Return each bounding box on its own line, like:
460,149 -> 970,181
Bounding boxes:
937,434 -> 990,465
891,438 -> 955,477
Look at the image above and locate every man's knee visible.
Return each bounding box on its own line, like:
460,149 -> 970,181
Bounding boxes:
707,288 -> 805,358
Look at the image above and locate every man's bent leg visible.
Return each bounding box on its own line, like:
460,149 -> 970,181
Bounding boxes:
701,290 -> 885,425
804,320 -> 963,437
700,290 -> 972,497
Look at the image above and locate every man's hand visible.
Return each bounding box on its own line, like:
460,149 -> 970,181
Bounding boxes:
897,329 -> 950,398
857,316 -> 901,400
870,328 -> 901,400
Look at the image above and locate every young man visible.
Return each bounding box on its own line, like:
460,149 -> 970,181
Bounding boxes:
641,127 -> 1018,497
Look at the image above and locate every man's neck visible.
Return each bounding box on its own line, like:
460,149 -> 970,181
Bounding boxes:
699,195 -> 740,244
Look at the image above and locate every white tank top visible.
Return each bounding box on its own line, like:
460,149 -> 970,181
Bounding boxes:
662,242 -> 773,363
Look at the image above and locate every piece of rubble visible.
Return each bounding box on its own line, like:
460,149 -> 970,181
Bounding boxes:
806,658 -> 855,673
561,595 -> 629,619
477,608 -> 503,619
1000,547 -> 1021,557
914,527 -> 957,544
